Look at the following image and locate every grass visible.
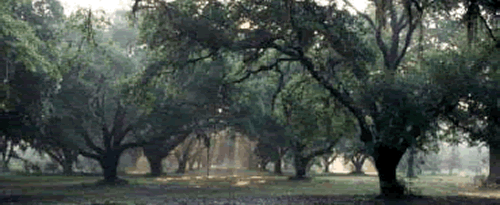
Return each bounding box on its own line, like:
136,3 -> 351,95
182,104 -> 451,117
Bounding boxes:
1,170 -> 499,205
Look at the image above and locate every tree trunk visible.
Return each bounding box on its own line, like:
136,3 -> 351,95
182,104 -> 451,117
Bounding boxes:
353,159 -> 364,174
373,145 -> 407,198
259,160 -> 268,171
0,161 -> 9,172
293,155 -> 311,179
176,159 -> 187,174
274,158 -> 283,175
407,146 -> 416,178
62,149 -> 77,175
323,155 -> 333,173
1,142 -> 14,173
196,155 -> 202,169
62,159 -> 74,175
188,158 -> 195,171
146,155 -> 164,177
488,144 -> 500,185
98,152 -> 122,184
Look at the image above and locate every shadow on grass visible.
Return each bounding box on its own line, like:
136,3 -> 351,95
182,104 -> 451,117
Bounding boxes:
0,193 -> 65,204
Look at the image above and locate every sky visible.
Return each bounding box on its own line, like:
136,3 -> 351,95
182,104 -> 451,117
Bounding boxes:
59,0 -> 370,17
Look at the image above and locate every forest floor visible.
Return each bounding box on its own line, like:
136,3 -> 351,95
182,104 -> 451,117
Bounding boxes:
0,169 -> 499,205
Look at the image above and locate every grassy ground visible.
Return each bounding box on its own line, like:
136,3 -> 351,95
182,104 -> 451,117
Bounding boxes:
0,169 -> 499,205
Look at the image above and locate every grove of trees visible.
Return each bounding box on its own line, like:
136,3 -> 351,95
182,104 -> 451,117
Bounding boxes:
1,0 -> 499,199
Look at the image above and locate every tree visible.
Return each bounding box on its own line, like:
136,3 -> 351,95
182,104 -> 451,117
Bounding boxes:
173,134 -> 205,174
436,30 -> 499,185
420,152 -> 441,175
52,74 -> 140,184
344,149 -> 371,175
320,152 -> 338,173
0,134 -> 24,172
277,75 -> 349,180
430,0 -> 500,185
47,8 -> 166,182
131,0 -> 450,197
1,0 -> 62,173
36,116 -> 79,175
137,56 -> 240,175
248,116 -> 290,174
337,137 -> 371,175
254,142 -> 274,171
0,2 -> 68,169
143,135 -> 189,176
444,146 -> 462,175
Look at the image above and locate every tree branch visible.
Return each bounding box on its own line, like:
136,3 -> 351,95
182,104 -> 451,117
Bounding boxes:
394,1 -> 420,69
72,117 -> 105,155
78,150 -> 101,160
271,68 -> 285,112
229,58 -> 297,84
305,142 -> 336,160
185,51 -> 217,65
113,124 -> 133,147
479,15 -> 497,42
342,0 -> 388,58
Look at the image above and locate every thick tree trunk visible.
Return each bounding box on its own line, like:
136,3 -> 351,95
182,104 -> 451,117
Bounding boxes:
353,161 -> 364,174
373,145 -> 407,198
259,160 -> 268,171
324,164 -> 330,173
99,152 -> 122,184
488,145 -> 500,185
176,159 -> 187,174
62,159 -> 74,175
293,155 -> 311,179
61,149 -> 76,175
274,158 -> 283,175
146,155 -> 164,177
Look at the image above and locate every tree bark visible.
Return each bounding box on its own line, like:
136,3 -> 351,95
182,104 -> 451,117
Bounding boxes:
352,158 -> 365,174
274,158 -> 283,175
259,159 -> 269,171
323,154 -> 336,173
0,141 -> 14,173
146,155 -> 164,177
143,133 -> 191,176
488,144 -> 500,185
373,145 -> 407,198
62,159 -> 74,175
293,154 -> 311,179
407,146 -> 416,178
62,149 -> 77,175
188,158 -> 195,171
176,159 -> 187,174
98,152 -> 122,183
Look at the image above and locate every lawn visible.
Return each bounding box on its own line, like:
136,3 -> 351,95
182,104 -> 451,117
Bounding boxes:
1,169 -> 499,205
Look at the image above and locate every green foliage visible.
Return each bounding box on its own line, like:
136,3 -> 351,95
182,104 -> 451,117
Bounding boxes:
0,0 -> 57,76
